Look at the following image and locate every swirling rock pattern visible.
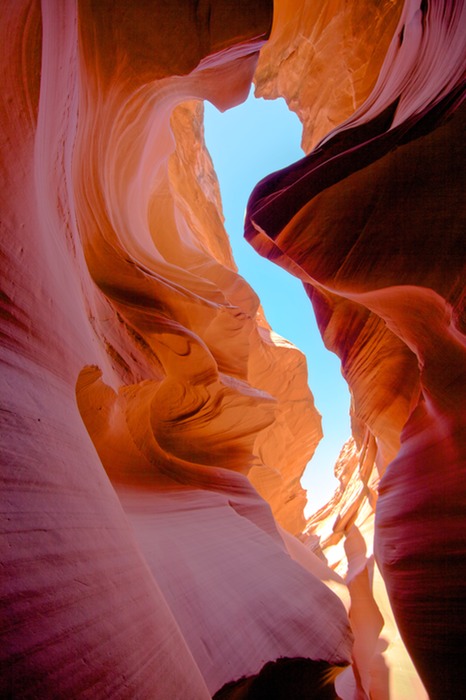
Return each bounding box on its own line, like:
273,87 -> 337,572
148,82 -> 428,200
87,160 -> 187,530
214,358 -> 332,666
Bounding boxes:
1,1 -> 349,698
246,0 -> 466,697
1,0 -> 464,698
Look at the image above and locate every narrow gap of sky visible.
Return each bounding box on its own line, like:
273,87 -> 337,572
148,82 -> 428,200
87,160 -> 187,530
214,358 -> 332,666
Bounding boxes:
203,88 -> 351,516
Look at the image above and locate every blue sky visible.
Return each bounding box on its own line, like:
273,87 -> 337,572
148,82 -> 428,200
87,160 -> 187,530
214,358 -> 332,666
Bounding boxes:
204,89 -> 351,515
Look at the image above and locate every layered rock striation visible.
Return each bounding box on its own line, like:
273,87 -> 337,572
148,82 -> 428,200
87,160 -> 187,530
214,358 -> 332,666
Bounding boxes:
1,1 -> 346,698
1,1 -> 465,698
247,0 -> 466,696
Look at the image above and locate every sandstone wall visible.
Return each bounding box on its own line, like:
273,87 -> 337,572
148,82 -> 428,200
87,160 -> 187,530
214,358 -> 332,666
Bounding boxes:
1,1 -> 349,697
1,1 -> 464,698
247,1 -> 466,696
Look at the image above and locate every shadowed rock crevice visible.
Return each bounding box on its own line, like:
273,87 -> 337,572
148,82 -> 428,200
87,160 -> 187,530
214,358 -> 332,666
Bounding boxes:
213,657 -> 344,700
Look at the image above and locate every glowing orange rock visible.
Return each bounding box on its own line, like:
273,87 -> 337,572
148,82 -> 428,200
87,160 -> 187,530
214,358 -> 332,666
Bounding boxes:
246,1 -> 466,696
254,0 -> 404,151
1,1 -> 351,697
3,0 -> 464,696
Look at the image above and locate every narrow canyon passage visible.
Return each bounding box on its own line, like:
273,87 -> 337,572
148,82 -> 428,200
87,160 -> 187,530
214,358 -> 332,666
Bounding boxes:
1,1 -> 465,698
204,89 -> 352,515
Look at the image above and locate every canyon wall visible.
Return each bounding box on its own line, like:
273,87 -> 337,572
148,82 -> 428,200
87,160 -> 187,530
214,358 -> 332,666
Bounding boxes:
0,1 -> 348,697
1,1 -> 464,698
248,0 -> 466,697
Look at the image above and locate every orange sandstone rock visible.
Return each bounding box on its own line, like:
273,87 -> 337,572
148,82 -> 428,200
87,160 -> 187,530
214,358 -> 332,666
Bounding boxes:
1,1 -> 351,698
2,0 -> 464,697
246,0 -> 465,696
254,0 -> 404,151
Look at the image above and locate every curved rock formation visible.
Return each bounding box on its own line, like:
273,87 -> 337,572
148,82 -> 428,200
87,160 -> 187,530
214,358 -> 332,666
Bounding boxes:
1,1 -> 348,698
254,0 -> 404,151
1,0 -> 464,698
246,0 -> 466,696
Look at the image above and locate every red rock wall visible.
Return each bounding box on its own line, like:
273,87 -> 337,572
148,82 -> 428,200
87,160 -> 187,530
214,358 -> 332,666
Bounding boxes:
1,1 -> 351,697
247,0 -> 466,696
2,0 -> 464,698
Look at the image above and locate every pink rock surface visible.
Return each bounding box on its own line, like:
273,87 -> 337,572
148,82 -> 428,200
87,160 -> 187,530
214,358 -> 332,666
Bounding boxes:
117,483 -> 352,694
1,1 -> 351,697
2,0 -> 464,697
246,1 -> 466,696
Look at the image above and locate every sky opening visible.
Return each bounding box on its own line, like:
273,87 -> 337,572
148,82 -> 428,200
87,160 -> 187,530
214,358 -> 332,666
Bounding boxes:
203,88 -> 351,516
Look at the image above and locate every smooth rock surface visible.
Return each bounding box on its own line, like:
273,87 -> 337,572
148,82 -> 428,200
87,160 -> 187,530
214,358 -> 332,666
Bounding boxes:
2,1 -> 464,698
246,1 -> 465,696
1,1 -> 347,698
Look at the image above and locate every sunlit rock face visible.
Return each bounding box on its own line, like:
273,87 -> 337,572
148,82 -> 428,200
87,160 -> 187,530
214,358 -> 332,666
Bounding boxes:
254,0 -> 404,152
247,0 -> 466,697
1,1 -> 349,698
2,1 -> 464,699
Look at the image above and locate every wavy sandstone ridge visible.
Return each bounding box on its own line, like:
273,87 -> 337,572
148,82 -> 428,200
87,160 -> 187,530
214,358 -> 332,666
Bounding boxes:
1,1 -> 348,698
1,1 -> 464,698
247,0 -> 466,697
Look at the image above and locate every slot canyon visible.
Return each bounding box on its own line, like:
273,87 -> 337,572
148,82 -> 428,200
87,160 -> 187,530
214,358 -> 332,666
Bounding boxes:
1,1 -> 465,698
